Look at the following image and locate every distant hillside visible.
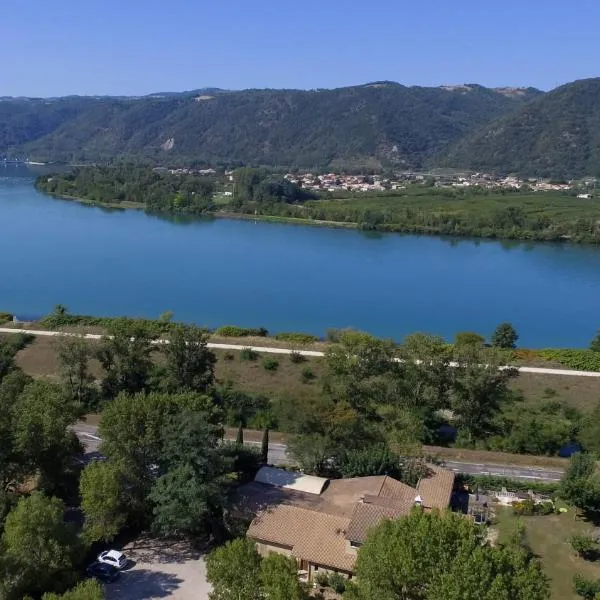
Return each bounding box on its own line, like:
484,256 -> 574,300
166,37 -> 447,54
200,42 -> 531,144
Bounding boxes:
0,83 -> 540,169
440,78 -> 600,178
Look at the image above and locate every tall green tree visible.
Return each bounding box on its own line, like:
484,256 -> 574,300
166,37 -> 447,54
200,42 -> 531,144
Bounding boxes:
42,579 -> 104,600
149,409 -> 230,539
348,509 -> 548,600
491,322 -> 519,349
0,371 -> 31,498
98,391 -> 219,526
96,319 -> 158,398
261,428 -> 269,464
260,553 -> 308,600
54,334 -> 97,409
160,324 -> 216,393
79,459 -> 127,543
12,381 -> 82,497
560,453 -> 600,516
0,492 -> 80,600
451,346 -> 518,443
206,538 -> 262,600
590,331 -> 600,353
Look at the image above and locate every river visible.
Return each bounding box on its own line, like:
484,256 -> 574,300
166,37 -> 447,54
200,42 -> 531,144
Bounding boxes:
1,164 -> 599,348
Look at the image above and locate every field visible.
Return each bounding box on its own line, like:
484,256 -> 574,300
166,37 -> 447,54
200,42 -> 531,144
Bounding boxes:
239,186 -> 600,243
496,507 -> 600,600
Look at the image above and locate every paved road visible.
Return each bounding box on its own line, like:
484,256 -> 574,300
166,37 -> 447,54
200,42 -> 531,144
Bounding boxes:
2,326 -> 599,377
73,424 -> 563,482
442,460 -> 564,482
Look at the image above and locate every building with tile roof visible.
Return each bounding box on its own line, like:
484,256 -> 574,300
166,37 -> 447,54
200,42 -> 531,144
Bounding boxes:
243,465 -> 455,579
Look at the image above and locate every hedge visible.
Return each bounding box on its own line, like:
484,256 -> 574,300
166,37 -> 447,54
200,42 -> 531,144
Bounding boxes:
214,325 -> 268,338
273,332 -> 319,344
456,474 -> 560,495
538,349 -> 600,372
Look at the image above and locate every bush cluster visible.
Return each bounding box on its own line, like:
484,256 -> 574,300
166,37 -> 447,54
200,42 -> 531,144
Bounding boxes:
273,332 -> 319,344
538,349 -> 600,372
215,325 -> 268,338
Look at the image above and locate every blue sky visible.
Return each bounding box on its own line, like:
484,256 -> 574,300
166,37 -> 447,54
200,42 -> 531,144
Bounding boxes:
2,0 -> 598,96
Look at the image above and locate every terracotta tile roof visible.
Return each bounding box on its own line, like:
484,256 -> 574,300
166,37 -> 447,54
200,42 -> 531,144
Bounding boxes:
247,504 -> 309,549
416,465 -> 455,510
248,504 -> 355,572
246,466 -> 455,573
291,511 -> 355,572
346,502 -> 408,544
378,476 -> 421,503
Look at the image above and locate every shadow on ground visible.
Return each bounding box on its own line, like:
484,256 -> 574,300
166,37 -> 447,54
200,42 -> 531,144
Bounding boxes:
106,569 -> 182,600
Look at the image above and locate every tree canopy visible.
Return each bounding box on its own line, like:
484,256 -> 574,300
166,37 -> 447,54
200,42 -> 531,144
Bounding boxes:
347,509 -> 549,600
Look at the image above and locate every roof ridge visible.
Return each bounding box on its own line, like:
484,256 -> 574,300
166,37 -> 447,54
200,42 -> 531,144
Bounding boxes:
376,475 -> 387,497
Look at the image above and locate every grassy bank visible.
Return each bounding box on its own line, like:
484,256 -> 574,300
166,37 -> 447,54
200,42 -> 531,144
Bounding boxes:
38,190 -> 145,210
496,507 -> 600,600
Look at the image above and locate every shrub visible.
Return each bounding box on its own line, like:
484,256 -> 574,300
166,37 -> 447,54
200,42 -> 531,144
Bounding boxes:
326,328 -> 342,343
314,571 -> 329,587
223,351 -> 235,361
573,574 -> 600,599
328,572 -> 346,594
240,348 -> 259,361
538,349 -> 600,372
570,535 -> 599,559
301,368 -> 316,383
273,332 -> 319,344
0,312 -> 13,324
289,351 -> 306,364
455,331 -> 485,347
456,474 -> 559,495
262,357 -> 279,371
215,325 -> 269,337
542,387 -> 557,398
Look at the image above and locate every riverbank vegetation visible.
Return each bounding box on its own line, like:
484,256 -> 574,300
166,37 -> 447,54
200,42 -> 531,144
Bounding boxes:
36,165 -> 600,243
236,185 -> 600,244
3,312 -> 600,598
6,309 -> 600,461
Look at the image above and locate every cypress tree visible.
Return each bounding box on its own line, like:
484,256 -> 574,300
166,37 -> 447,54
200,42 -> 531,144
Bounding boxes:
261,428 -> 269,463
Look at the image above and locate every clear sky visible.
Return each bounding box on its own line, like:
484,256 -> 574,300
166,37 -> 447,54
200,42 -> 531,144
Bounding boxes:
2,0 -> 598,97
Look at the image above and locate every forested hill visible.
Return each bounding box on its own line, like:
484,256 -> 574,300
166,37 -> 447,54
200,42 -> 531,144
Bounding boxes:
0,83 -> 540,169
440,78 -> 600,178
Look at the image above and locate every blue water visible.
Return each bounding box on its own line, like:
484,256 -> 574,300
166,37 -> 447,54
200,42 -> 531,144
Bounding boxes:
1,165 -> 600,348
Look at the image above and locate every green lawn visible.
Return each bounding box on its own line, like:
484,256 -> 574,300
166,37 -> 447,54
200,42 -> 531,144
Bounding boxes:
496,506 -> 600,599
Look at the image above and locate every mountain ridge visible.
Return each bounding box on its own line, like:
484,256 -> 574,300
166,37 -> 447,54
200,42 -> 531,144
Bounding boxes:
439,78 -> 600,178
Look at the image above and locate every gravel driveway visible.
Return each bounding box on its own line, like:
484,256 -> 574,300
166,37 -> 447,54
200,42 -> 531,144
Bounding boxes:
104,537 -> 211,600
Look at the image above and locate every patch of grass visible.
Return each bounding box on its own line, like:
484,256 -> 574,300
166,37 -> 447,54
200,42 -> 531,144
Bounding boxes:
511,372 -> 600,413
495,507 -> 600,599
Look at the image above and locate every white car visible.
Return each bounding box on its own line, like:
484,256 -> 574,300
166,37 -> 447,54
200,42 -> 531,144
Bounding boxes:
97,550 -> 128,570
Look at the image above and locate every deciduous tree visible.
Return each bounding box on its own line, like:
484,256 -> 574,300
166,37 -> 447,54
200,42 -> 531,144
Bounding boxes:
96,319 -> 157,398
348,509 -> 548,600
260,553 -> 308,600
1,492 -> 80,600
80,460 -> 127,543
160,324 -> 216,393
206,538 -> 261,600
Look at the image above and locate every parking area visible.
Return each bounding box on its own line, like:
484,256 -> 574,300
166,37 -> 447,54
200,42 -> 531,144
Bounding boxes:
104,537 -> 211,600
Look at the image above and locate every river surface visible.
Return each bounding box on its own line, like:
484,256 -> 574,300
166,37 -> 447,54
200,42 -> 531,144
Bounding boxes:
1,165 -> 599,348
